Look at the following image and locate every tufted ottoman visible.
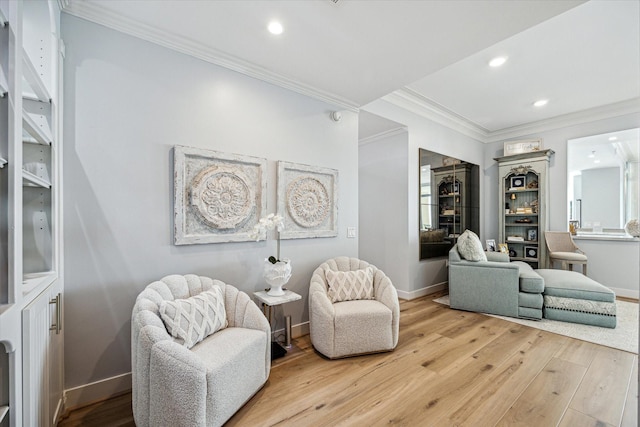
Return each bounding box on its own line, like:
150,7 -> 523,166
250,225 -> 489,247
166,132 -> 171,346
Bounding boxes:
536,269 -> 617,328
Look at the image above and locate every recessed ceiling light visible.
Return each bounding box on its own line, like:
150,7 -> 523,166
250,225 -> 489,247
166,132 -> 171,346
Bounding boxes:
533,99 -> 548,107
608,136 -> 618,141
588,151 -> 596,158
594,159 -> 601,164
489,56 -> 508,68
268,21 -> 283,35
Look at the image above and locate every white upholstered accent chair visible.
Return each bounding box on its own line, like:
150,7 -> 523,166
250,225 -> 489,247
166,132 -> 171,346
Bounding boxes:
309,257 -> 400,359
545,231 -> 588,275
131,274 -> 270,427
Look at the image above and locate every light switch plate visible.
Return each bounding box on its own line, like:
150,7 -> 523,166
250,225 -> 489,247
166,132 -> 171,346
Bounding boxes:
347,227 -> 356,238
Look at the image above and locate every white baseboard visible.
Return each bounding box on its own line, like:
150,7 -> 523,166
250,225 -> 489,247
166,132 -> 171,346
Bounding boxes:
611,287 -> 639,300
64,372 -> 132,412
272,321 -> 309,341
396,282 -> 448,300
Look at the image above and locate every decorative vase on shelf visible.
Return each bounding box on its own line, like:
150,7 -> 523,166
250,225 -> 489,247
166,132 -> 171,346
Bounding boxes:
263,258 -> 292,296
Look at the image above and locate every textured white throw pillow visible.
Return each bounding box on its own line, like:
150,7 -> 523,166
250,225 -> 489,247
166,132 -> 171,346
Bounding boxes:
457,229 -> 487,262
159,286 -> 227,349
326,267 -> 375,303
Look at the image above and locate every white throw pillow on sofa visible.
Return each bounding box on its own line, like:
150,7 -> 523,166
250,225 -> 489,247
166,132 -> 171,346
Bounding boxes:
457,229 -> 487,262
326,267 -> 375,303
159,286 -> 227,349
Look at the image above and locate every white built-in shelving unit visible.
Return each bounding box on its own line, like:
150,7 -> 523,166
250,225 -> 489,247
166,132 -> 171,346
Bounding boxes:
0,1 -> 63,425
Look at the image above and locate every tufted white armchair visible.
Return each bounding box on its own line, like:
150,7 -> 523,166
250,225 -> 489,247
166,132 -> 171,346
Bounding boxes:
131,274 -> 270,427
309,257 -> 400,359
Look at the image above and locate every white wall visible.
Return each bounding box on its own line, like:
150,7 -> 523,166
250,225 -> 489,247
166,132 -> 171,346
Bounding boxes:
484,112 -> 640,297
61,15 -> 359,394
359,131 -> 410,291
361,99 -> 485,298
572,237 -> 639,299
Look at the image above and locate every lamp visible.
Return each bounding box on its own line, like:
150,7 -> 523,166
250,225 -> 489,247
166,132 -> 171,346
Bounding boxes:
510,193 -> 516,201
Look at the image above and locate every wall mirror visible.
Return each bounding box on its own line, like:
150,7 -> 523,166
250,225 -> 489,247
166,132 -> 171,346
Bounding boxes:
567,128 -> 639,234
419,149 -> 479,259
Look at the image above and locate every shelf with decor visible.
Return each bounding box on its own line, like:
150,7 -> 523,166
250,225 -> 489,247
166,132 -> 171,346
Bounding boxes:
495,149 -> 553,269
433,164 -> 471,239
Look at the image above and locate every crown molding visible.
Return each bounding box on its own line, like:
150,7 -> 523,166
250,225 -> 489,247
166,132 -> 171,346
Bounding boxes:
484,98 -> 640,143
383,89 -> 490,142
60,1 -> 360,112
385,89 -> 640,144
358,126 -> 408,145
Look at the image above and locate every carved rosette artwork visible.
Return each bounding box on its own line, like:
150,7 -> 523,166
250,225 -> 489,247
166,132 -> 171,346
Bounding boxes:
174,146 -> 267,245
278,161 -> 338,239
190,166 -> 253,229
287,177 -> 330,228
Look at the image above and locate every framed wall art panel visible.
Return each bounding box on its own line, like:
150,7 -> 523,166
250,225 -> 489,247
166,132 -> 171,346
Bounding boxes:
174,145 -> 267,244
277,161 -> 338,239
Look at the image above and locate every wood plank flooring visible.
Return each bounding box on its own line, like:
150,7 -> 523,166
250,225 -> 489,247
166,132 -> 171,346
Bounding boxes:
59,295 -> 638,426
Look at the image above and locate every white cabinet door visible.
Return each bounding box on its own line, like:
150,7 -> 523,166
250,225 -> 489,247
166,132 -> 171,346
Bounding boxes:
22,282 -> 62,427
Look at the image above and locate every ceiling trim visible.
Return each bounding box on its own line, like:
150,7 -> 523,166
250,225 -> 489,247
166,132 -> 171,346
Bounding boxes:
385,89 -> 640,144
358,126 -> 408,146
60,1 -> 360,112
484,98 -> 640,143
382,89 -> 490,142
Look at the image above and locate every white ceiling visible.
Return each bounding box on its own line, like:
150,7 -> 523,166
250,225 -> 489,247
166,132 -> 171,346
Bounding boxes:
568,128 -> 639,174
63,0 -> 639,140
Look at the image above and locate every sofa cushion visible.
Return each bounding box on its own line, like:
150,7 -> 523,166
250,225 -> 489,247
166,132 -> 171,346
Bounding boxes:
549,251 -> 588,262
333,300 -> 393,357
456,229 -> 487,262
512,261 -> 544,293
518,292 -> 543,309
537,269 -> 615,303
326,267 -> 375,303
159,286 -> 227,348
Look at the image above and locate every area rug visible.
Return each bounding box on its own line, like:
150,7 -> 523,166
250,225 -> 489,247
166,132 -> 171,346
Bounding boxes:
433,295 -> 638,354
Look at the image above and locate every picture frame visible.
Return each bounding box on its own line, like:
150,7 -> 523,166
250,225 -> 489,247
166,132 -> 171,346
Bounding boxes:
452,182 -> 460,194
277,161 -> 338,239
173,145 -> 267,245
498,243 -> 509,254
510,175 -> 526,190
524,246 -> 538,259
486,239 -> 496,252
527,228 -> 538,242
504,138 -> 543,156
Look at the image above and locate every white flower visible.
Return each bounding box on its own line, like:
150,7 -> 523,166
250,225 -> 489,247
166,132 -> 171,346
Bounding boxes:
249,213 -> 284,241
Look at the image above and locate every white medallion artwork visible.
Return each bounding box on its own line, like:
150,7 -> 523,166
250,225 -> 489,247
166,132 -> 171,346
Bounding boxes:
277,161 -> 338,239
191,165 -> 253,229
287,176 -> 330,228
174,145 -> 267,244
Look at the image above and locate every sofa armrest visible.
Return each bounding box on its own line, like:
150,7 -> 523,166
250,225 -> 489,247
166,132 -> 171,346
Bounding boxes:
486,251 -> 510,263
309,279 -> 336,356
451,259 -> 519,270
373,273 -> 400,347
149,340 -> 208,427
448,261 -> 520,318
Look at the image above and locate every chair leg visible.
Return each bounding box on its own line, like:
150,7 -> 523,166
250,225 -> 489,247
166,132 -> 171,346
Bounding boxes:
561,261 -> 568,270
583,264 -> 587,276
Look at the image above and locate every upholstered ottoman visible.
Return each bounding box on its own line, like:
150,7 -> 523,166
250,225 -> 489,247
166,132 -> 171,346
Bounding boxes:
536,269 -> 617,328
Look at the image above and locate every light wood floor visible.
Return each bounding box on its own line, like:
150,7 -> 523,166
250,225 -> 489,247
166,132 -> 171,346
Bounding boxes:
59,295 -> 638,426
